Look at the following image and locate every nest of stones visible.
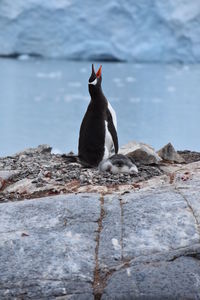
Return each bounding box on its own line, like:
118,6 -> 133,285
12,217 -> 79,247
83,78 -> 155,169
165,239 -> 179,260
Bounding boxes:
0,144 -> 200,202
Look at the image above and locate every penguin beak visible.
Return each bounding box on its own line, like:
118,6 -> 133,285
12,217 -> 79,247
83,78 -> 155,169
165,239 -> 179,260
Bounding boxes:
96,65 -> 102,78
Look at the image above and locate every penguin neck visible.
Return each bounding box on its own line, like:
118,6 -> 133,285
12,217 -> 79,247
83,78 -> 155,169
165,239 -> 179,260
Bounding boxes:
89,86 -> 107,105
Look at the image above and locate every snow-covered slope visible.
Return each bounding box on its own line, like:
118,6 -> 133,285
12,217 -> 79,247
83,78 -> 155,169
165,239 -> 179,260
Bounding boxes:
0,0 -> 200,62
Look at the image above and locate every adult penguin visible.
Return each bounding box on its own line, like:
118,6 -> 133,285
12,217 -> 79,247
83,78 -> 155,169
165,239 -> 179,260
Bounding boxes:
78,64 -> 118,167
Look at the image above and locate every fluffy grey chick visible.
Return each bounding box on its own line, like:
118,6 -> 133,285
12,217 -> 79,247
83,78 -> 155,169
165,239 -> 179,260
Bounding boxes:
99,154 -> 138,174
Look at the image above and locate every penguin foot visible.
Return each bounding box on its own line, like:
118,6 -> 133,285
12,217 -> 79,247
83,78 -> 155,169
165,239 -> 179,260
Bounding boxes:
61,154 -> 79,163
99,154 -> 138,174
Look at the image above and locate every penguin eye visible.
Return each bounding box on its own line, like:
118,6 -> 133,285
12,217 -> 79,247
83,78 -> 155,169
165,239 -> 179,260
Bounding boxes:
88,78 -> 97,85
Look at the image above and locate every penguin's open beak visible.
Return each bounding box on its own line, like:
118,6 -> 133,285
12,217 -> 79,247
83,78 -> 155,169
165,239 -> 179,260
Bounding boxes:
96,65 -> 102,78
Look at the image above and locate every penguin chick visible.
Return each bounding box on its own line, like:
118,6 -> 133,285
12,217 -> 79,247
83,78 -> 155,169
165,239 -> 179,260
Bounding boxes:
99,154 -> 138,174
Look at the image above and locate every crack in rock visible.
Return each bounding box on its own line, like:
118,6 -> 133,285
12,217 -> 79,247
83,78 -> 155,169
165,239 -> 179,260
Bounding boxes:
92,196 -> 129,300
119,198 -> 124,261
175,188 -> 200,242
93,195 -> 105,299
123,243 -> 200,267
97,244 -> 200,276
169,252 -> 200,262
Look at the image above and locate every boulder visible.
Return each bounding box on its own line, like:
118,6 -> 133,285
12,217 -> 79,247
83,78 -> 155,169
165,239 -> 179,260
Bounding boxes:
119,141 -> 162,165
157,142 -> 185,163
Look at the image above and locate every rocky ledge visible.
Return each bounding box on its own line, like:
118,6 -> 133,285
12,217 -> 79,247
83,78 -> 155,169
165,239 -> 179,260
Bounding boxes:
0,143 -> 200,299
1,143 -> 200,202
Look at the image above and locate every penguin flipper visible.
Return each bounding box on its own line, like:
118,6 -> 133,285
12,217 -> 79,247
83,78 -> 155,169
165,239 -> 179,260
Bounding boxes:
107,108 -> 119,154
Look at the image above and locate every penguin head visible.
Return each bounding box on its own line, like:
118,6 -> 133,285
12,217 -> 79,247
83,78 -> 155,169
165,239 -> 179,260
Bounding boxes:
88,64 -> 102,94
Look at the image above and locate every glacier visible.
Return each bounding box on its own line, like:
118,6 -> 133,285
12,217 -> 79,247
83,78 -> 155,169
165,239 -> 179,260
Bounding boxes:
0,0 -> 200,62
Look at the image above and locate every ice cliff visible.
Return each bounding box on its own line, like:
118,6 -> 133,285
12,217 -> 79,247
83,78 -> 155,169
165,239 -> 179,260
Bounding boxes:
0,0 -> 200,62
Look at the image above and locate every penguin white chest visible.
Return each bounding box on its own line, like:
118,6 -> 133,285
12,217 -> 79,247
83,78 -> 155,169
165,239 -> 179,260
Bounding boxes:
108,101 -> 117,129
103,121 -> 114,159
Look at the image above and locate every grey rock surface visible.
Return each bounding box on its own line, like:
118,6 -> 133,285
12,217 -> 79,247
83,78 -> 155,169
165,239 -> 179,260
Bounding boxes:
119,141 -> 161,165
158,142 -> 185,163
1,162 -> 200,299
102,256 -> 200,300
0,0 -> 200,62
0,193 -> 100,299
0,170 -> 19,190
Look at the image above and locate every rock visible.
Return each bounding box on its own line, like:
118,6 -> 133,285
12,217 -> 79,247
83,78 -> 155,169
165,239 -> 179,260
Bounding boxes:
0,170 -> 19,190
98,188 -> 199,271
15,144 -> 52,156
119,141 -> 162,165
0,194 -> 100,299
178,150 -> 200,164
0,170 -> 18,181
1,168 -> 200,298
129,148 -> 161,165
3,178 -> 42,194
0,1 -> 200,62
102,255 -> 200,299
0,179 -> 4,190
158,142 -> 185,163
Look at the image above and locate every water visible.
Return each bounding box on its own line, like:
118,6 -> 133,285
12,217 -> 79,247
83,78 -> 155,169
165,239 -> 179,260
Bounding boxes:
0,58 -> 200,157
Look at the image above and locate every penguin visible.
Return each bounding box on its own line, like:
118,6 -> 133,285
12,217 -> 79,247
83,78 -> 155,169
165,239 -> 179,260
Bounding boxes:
78,64 -> 118,167
99,154 -> 138,174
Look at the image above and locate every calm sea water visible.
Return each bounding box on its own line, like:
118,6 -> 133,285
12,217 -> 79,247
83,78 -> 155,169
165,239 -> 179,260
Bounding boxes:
0,58 -> 200,157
